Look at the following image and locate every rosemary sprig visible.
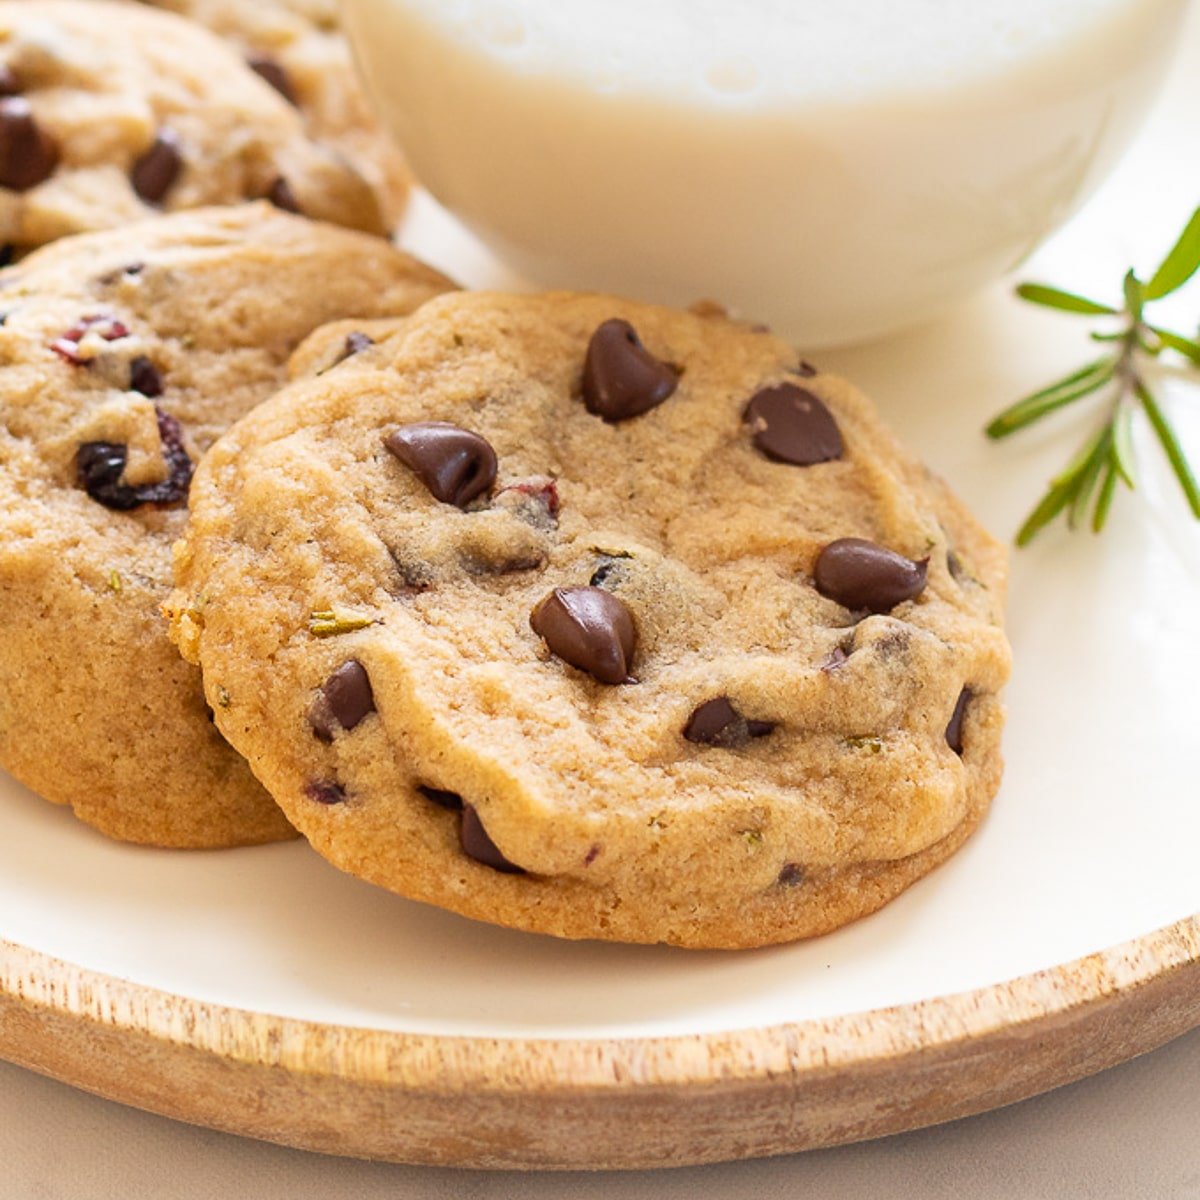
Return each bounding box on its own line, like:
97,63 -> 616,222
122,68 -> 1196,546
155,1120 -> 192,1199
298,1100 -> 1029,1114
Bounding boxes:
987,206 -> 1200,545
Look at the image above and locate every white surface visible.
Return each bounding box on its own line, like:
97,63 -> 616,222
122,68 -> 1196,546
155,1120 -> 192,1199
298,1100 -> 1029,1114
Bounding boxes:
343,0 -> 1186,344
4,7 -> 1200,1043
3,1029 -> 1199,1197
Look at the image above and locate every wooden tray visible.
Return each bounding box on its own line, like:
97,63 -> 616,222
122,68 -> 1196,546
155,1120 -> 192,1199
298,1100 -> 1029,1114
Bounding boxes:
2,21 -> 1200,1169
2,919 -> 1197,1170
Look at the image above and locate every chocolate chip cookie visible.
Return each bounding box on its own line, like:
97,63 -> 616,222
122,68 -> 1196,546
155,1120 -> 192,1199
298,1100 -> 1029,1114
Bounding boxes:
0,0 -> 398,254
0,203 -> 452,846
133,0 -> 410,231
169,292 -> 1011,945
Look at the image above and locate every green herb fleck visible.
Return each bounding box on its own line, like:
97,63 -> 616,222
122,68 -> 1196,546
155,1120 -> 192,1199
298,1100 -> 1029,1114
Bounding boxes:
988,205 -> 1200,543
844,735 -> 884,754
309,606 -> 376,638
107,569 -> 122,593
216,685 -> 231,709
647,811 -> 668,830
739,828 -> 764,848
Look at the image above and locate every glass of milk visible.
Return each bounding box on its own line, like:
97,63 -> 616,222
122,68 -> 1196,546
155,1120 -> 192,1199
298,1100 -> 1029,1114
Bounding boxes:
342,0 -> 1188,346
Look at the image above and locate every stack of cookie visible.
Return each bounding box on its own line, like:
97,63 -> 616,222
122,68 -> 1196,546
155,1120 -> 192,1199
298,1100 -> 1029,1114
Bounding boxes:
0,1 -> 1011,948
0,0 -> 446,845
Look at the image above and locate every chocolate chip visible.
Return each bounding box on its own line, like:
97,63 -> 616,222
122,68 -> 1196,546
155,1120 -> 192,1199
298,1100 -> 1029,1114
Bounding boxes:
0,97 -> 58,192
777,863 -> 805,887
581,318 -> 678,422
684,697 -> 738,743
76,407 -> 192,510
247,54 -> 298,105
418,785 -> 464,812
684,696 -> 775,747
0,244 -> 13,268
129,355 -> 163,397
309,660 -> 375,742
530,586 -> 635,685
266,175 -> 301,213
460,803 -> 524,873
76,442 -> 129,507
384,421 -> 497,508
744,383 -> 843,466
305,779 -> 346,805
318,331 -> 375,375
945,688 -> 971,755
814,538 -> 928,614
131,129 -> 182,205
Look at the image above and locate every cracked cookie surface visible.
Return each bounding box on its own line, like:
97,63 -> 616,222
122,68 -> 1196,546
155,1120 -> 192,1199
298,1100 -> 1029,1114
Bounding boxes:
0,203 -> 452,846
170,291 -> 1010,945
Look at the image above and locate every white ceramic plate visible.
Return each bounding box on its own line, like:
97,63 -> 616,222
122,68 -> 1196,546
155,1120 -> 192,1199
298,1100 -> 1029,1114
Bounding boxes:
1,10 -> 1198,1171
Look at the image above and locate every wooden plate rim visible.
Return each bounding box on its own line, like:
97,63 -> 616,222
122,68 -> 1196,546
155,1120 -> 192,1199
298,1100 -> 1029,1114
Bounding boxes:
2,912 -> 1197,1166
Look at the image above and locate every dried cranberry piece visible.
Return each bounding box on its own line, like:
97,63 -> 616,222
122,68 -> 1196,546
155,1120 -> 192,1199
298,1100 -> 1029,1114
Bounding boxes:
501,476 -> 560,518
51,314 -> 131,364
305,779 -> 346,805
75,407 -> 193,511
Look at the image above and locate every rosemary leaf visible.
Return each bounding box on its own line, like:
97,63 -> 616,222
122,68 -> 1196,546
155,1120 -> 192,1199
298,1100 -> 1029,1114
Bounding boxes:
1068,427 -> 1113,530
1137,380 -> 1200,518
1122,269 -> 1145,319
1144,206 -> 1200,300
985,357 -> 1114,439
1147,324 -> 1200,364
1111,402 -> 1138,489
1016,477 -> 1079,547
1015,283 -> 1116,316
1092,461 -> 1120,533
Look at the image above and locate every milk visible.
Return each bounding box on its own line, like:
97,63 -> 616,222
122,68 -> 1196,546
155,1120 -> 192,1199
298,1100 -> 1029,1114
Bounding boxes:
343,0 -> 1186,345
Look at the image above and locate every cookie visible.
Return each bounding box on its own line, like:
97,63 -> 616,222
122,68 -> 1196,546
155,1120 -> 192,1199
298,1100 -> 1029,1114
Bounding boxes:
0,0 -> 398,253
133,0 -> 410,231
0,203 -> 452,846
168,292 -> 1011,946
